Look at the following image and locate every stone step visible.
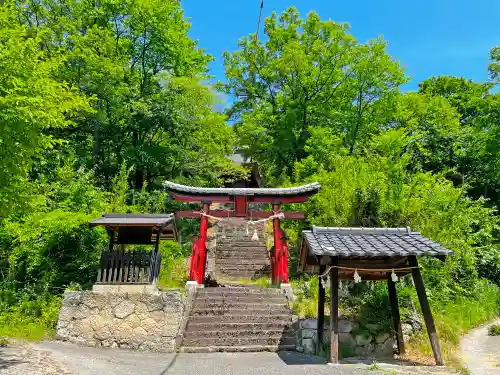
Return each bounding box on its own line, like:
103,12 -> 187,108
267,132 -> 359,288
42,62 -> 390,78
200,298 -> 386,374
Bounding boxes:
182,336 -> 296,347
185,322 -> 292,331
217,270 -> 270,276
216,258 -> 270,264
197,287 -> 282,295
216,273 -> 271,280
187,314 -> 291,324
190,307 -> 291,316
179,344 -> 296,353
217,264 -> 270,270
215,256 -> 269,262
183,328 -> 295,339
216,242 -> 267,248
192,301 -> 287,310
215,251 -> 268,256
193,295 -> 285,304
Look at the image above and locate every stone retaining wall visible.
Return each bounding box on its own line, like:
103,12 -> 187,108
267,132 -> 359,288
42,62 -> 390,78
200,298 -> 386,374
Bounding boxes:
296,318 -> 396,358
56,290 -> 185,352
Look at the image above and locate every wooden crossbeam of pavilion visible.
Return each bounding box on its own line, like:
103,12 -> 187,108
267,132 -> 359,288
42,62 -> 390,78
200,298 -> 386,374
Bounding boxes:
299,226 -> 454,366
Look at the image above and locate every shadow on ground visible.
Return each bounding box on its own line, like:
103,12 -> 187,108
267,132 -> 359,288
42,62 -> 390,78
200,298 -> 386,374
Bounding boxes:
277,351 -> 327,365
0,348 -> 25,370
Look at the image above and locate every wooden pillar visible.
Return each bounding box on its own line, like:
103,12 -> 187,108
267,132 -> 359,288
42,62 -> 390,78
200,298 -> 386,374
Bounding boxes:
152,228 -> 162,284
329,257 -> 339,364
272,202 -> 282,285
387,274 -> 405,355
409,256 -> 444,365
317,264 -> 326,350
197,201 -> 211,284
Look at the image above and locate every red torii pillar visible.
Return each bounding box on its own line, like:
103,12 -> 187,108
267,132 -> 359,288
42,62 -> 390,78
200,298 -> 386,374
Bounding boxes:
272,202 -> 288,285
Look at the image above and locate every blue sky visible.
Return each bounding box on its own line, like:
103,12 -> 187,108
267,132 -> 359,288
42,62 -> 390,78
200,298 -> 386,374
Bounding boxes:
183,0 -> 500,96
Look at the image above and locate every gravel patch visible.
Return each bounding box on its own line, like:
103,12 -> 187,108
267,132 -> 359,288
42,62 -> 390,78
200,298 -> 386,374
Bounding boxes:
0,343 -> 71,375
460,318 -> 500,375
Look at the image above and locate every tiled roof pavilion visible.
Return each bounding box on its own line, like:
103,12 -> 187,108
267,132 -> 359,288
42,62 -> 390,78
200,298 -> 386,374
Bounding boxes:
299,226 -> 453,279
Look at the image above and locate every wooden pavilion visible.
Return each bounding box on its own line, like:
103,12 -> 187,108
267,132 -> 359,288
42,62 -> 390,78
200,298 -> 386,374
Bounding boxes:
89,214 -> 177,285
299,226 -> 454,365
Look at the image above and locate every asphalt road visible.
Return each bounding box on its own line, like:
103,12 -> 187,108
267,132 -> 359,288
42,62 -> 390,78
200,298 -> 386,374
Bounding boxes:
1,340 -> 457,375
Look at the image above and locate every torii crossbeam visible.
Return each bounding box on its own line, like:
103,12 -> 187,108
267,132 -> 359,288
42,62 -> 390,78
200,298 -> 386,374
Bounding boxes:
165,181 -> 321,285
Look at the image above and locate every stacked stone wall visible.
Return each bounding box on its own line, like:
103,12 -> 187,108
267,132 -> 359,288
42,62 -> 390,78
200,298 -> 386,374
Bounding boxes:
56,291 -> 184,352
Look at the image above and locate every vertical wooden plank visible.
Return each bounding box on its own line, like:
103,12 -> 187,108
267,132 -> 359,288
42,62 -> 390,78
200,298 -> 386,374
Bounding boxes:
153,228 -> 161,284
387,274 -> 405,355
330,257 -> 339,364
96,254 -> 103,283
139,250 -> 146,282
101,253 -> 108,283
117,250 -> 125,283
409,256 -> 444,365
317,264 -> 326,350
107,252 -> 113,283
103,230 -> 114,283
125,252 -> 131,283
130,250 -> 136,283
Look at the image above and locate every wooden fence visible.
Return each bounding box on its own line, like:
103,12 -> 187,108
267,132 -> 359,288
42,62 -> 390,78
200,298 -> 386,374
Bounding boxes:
96,250 -> 162,284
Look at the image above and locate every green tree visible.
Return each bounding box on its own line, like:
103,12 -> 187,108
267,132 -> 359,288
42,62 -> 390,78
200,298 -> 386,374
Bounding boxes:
16,0 -> 242,190
224,7 -> 406,182
0,4 -> 89,217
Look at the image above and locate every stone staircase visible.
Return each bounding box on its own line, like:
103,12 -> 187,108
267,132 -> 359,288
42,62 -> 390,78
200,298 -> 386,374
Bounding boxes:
213,220 -> 271,281
180,286 -> 296,352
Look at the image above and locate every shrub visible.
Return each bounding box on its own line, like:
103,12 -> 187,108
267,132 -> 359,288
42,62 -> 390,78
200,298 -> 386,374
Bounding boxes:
489,324 -> 500,336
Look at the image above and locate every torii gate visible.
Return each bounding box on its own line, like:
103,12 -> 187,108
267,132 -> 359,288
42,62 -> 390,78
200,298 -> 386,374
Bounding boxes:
165,181 -> 321,286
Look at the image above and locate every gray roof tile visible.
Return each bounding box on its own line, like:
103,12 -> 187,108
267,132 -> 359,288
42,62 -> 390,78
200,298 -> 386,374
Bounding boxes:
164,181 -> 321,197
90,213 -> 174,226
303,226 -> 453,258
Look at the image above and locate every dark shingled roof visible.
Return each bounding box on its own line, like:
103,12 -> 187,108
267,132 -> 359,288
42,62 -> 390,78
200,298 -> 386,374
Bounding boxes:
90,213 -> 174,227
302,226 -> 453,258
164,181 -> 321,197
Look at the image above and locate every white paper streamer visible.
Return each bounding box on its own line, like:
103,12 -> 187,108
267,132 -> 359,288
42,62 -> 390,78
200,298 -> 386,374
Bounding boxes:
391,269 -> 399,282
353,269 -> 362,283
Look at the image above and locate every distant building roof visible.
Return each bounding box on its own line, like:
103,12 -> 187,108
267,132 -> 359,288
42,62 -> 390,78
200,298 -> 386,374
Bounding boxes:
228,153 -> 250,165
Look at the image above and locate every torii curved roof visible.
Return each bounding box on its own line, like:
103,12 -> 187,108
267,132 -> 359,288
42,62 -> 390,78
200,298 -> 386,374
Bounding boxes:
164,181 -> 321,197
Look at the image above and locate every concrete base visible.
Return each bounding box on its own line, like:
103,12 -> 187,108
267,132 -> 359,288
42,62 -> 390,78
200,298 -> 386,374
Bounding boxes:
92,283 -> 159,294
280,283 -> 295,301
186,281 -> 204,292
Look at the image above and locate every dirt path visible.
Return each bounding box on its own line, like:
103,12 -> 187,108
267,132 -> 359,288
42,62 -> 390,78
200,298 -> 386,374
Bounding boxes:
460,319 -> 500,375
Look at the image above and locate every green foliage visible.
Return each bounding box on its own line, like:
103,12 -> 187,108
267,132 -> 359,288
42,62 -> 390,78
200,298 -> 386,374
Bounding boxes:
158,241 -> 188,289
224,7 -> 406,182
0,3 -> 90,217
488,324 -> 500,336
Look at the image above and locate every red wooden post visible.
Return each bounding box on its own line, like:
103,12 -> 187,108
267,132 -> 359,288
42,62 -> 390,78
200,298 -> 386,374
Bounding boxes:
281,238 -> 289,283
272,202 -> 282,284
197,201 -> 211,284
189,236 -> 199,282
234,195 -> 248,217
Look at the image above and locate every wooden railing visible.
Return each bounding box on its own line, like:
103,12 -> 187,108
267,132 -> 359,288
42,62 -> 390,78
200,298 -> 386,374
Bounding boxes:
96,250 -> 162,284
